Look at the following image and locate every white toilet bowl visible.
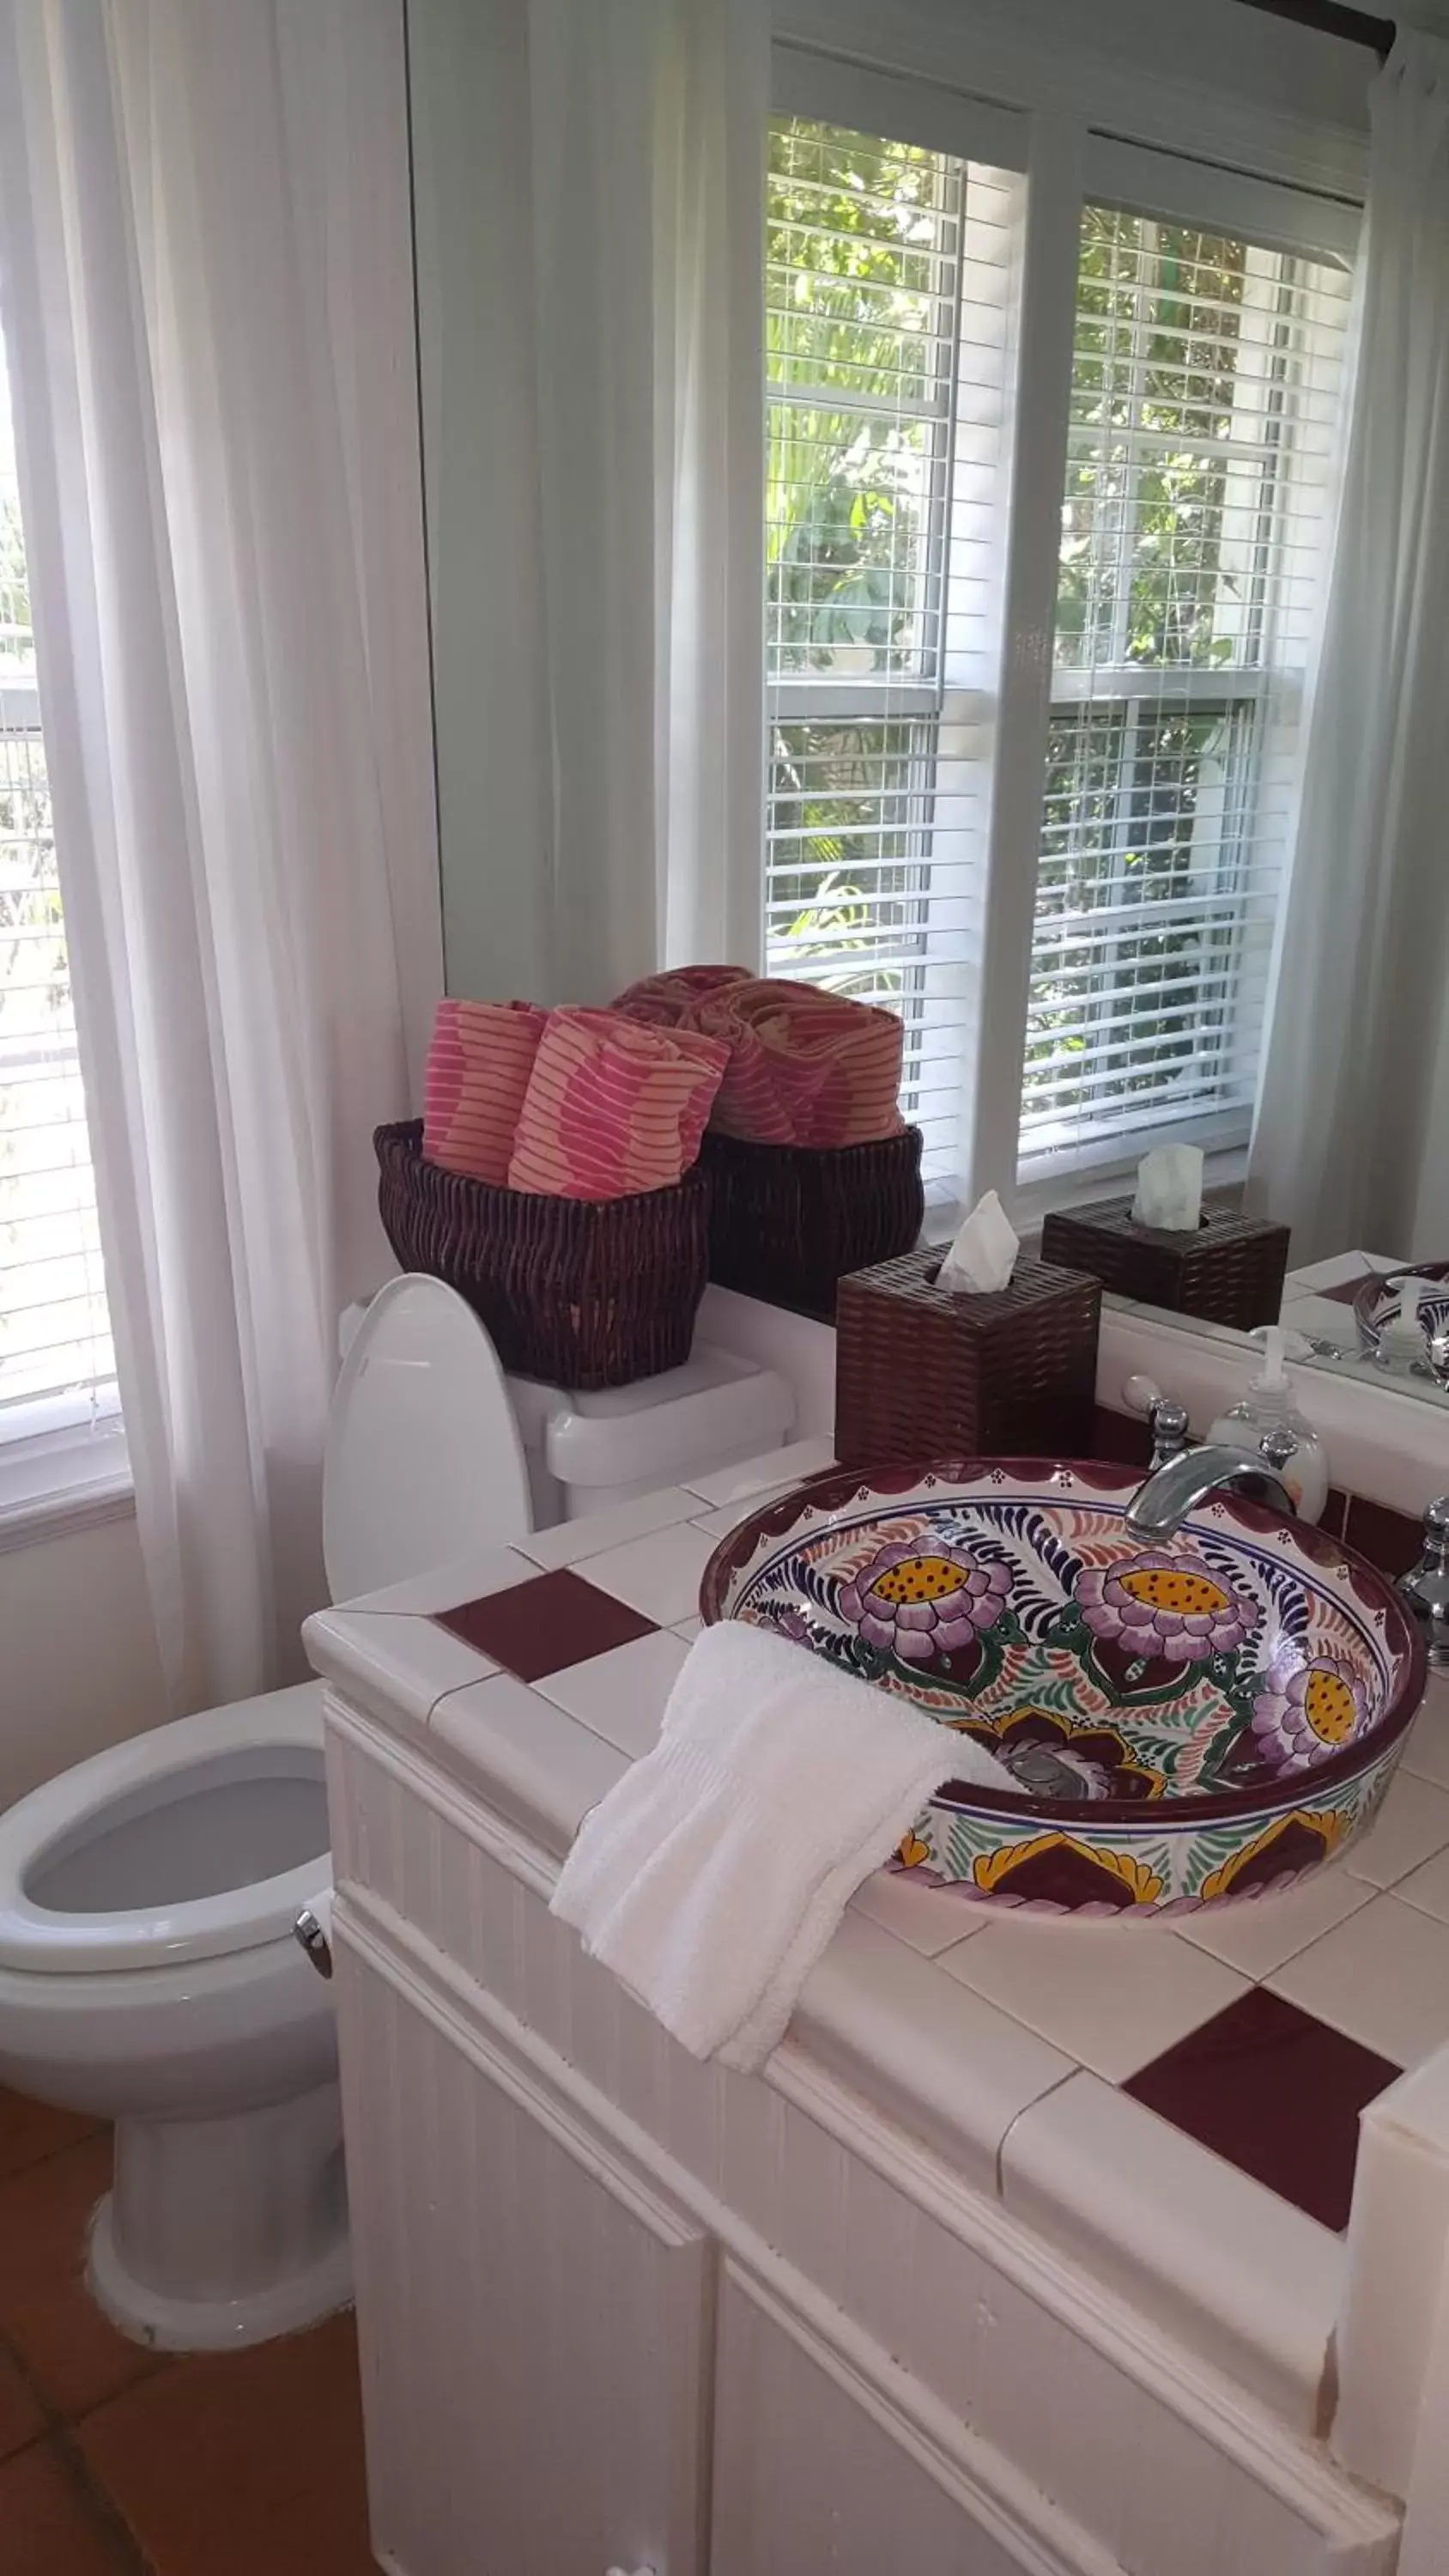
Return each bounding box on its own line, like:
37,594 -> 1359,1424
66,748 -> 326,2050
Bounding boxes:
0,1686 -> 348,2350
0,1276 -> 535,2351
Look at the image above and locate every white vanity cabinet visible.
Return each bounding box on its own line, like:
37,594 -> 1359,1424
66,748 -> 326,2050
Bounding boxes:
318,1677 -> 1403,2576
710,2263 -> 1048,2576
337,1938 -> 711,2576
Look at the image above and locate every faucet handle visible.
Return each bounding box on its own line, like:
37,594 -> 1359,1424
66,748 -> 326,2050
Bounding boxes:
1147,1397 -> 1190,1470
1402,1498 -> 1449,1670
1258,1425 -> 1300,1475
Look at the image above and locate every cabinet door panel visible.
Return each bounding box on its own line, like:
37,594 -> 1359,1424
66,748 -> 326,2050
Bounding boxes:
337,1936 -> 707,2576
711,2265 -> 1059,2576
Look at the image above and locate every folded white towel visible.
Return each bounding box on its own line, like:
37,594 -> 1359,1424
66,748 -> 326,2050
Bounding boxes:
549,1618 -> 1015,2075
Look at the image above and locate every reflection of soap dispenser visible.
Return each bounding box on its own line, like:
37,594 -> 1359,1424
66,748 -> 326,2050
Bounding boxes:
1208,1327 -> 1329,1524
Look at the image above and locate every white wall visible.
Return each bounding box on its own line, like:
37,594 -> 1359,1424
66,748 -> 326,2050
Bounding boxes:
1,1510 -> 165,1813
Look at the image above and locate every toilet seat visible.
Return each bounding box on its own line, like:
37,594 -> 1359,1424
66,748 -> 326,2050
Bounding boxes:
322,1272 -> 532,1602
0,1684 -> 327,1976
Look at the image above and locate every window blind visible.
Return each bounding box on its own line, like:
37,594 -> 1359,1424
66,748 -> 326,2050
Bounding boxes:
0,361 -> 116,1440
764,117 -> 1016,1173
1019,204 -> 1352,1170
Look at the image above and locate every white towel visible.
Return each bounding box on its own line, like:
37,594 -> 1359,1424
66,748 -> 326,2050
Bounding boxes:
549,1619 -> 1015,2075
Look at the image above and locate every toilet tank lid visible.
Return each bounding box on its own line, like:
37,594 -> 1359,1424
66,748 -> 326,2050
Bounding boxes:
323,1274 -> 531,1604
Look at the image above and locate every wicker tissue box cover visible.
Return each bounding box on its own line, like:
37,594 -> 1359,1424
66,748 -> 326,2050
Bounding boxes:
1040,1189 -> 1290,1332
834,1246 -> 1101,1469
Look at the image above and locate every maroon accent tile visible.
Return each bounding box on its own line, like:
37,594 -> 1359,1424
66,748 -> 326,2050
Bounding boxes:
434,1569 -> 658,1683
1317,1271 -> 1379,1307
1321,1486 -> 1349,1541
1089,1404 -> 1153,1469
1125,1987 -> 1399,2233
1345,1494 -> 1422,1581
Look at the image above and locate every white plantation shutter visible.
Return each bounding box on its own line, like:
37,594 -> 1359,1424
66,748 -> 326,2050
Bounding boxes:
765,116 -> 1018,1175
1019,204 -> 1353,1174
0,360 -> 116,1440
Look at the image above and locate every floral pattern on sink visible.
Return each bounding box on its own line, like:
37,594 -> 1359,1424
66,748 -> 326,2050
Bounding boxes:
700,1460 -> 1427,1915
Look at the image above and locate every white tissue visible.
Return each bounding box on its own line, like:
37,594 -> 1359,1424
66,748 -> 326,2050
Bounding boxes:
937,1188 -> 1018,1294
1131,1144 -> 1203,1234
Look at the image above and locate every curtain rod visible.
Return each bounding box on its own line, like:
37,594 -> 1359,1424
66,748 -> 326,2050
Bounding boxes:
1235,0 -> 1395,53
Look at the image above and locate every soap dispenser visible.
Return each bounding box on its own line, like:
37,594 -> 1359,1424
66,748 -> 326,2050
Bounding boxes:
1207,1327 -> 1330,1524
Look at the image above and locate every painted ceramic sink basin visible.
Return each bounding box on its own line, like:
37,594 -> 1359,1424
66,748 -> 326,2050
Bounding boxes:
700,1460 -> 1428,1917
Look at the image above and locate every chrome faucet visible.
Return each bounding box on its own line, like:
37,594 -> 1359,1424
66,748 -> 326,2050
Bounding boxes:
1124,1425 -> 1300,1546
1401,1498 -> 1449,1670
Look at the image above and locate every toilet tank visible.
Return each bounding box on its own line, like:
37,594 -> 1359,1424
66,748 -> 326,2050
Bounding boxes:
340,1303 -> 794,1535
506,1342 -> 794,1527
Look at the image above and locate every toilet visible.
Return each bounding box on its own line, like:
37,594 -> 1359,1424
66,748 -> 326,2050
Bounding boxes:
0,1274 -> 537,2354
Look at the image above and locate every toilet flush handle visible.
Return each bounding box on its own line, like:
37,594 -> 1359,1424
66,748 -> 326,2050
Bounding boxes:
294,1899 -> 334,1980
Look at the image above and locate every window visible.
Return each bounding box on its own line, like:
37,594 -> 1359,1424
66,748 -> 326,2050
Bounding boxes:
765,118 -> 1016,1171
763,105 -> 1353,1196
1022,208 -> 1350,1174
0,354 -> 117,1450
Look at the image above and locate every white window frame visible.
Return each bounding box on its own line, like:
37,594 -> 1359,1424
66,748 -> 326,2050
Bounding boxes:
0,677 -> 130,1540
764,42 -> 1361,1218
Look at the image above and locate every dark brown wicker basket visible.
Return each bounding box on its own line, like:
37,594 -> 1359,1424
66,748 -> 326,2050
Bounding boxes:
374,1121 -> 710,1390
834,1247 -> 1101,1468
700,1127 -> 924,1319
1040,1189 -> 1290,1333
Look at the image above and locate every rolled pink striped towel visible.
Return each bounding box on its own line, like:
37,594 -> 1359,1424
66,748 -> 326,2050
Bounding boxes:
618,973 -> 903,1148
611,964 -> 754,1030
423,998 -> 549,1183
507,1009 -> 730,1200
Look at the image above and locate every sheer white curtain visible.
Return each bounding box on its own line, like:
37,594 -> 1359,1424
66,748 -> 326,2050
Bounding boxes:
409,0 -> 767,1005
1250,31 -> 1449,1262
0,0 -> 442,1714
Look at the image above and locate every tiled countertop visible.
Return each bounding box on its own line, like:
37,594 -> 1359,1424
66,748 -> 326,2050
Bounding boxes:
304,1441 -> 1449,2435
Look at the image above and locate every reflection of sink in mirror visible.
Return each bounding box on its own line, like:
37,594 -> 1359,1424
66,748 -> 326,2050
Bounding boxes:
700,1460 -> 1428,1918
1124,1247 -> 1449,1409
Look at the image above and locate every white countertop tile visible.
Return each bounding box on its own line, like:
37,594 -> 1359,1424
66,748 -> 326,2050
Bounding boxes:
1343,1769 -> 1449,1889
336,1546 -> 539,1618
1003,2069 -> 1342,2427
580,1520 -> 718,1626
848,1870 -> 990,1959
431,1672 -> 627,1856
531,1627 -> 692,1759
681,1437 -> 835,1507
1269,1893 -> 1449,2067
303,1604 -> 491,1725
515,1487 -> 701,1571
1173,1860 -> 1374,1979
1391,1843 -> 1449,1927
938,1913 -> 1248,2084
791,1911 -> 1072,2198
1401,1680 -> 1449,1791
687,1496 -> 794,1540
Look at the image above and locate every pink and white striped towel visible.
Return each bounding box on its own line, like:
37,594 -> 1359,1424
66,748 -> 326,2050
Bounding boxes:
422,998 -> 549,1184
507,1009 -> 730,1200
616,972 -> 904,1148
611,963 -> 754,1030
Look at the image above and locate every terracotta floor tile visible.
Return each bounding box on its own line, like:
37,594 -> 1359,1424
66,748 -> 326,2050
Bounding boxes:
0,2134 -> 162,2418
79,2309 -> 374,2576
0,2085 -> 99,2184
0,2342 -> 46,2462
0,2437 -> 138,2575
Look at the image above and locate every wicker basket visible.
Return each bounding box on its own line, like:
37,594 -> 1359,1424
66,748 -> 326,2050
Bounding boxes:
374,1121 -> 710,1390
834,1247 -> 1101,1468
1040,1190 -> 1290,1333
700,1127 -> 925,1319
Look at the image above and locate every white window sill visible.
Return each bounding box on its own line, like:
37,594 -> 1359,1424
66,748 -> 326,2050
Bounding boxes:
0,1419 -> 136,1555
